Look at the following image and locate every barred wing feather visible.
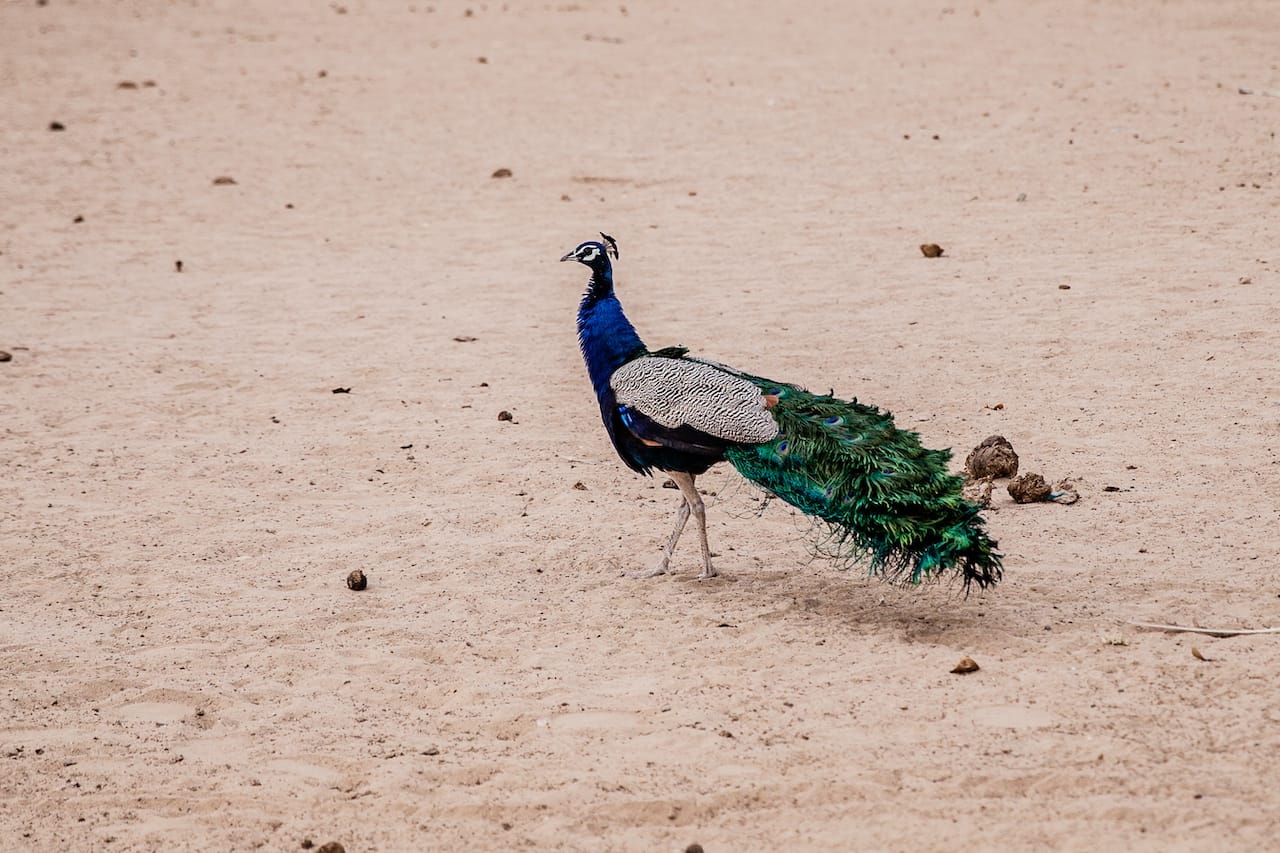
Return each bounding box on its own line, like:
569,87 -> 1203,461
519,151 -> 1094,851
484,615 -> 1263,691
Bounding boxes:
609,356 -> 780,445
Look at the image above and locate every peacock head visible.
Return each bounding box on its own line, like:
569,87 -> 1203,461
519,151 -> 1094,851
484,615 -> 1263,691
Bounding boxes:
560,232 -> 619,274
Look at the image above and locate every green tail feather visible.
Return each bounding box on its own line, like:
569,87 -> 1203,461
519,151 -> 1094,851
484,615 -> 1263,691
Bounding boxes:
724,381 -> 1002,591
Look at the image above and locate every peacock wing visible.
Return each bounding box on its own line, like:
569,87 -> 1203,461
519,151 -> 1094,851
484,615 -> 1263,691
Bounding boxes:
609,356 -> 780,445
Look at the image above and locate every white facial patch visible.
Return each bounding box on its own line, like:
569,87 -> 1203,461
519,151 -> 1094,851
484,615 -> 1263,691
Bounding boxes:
578,247 -> 599,262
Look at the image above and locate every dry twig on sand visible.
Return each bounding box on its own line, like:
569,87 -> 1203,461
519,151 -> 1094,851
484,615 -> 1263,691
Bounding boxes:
1126,621 -> 1280,638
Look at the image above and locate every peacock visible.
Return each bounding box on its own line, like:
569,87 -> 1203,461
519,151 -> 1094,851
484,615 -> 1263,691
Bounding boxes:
561,233 -> 1001,591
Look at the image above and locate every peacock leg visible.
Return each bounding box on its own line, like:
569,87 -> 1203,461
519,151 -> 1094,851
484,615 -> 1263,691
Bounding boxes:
670,471 -> 715,579
626,488 -> 691,579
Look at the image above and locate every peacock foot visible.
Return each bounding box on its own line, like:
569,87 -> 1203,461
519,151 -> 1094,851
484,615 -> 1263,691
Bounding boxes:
623,563 -> 669,579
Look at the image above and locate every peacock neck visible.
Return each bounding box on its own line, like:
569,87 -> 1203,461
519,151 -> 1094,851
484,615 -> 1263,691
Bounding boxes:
577,270 -> 646,402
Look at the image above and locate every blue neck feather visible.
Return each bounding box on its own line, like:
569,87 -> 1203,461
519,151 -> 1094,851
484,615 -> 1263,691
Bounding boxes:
576,265 -> 646,403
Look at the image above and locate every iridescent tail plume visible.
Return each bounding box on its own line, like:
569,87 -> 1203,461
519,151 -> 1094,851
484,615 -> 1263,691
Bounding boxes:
725,383 -> 1002,591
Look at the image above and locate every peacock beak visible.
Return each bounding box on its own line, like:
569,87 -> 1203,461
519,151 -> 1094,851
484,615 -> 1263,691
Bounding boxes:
559,251 -> 577,262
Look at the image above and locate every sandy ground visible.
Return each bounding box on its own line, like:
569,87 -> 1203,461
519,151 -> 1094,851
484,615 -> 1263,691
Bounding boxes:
3,0 -> 1280,850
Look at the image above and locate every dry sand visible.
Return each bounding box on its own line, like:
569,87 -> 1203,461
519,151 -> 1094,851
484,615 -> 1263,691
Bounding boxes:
3,0 -> 1279,850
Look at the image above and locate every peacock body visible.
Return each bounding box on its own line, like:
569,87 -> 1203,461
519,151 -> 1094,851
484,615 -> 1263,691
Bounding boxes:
562,235 -> 1001,590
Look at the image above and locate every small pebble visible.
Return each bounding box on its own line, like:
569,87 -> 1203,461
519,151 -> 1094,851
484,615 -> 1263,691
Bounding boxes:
212,176 -> 237,185
686,845 -> 705,853
346,570 -> 368,591
491,168 -> 513,178
0,351 -> 12,363
951,657 -> 980,674
497,410 -> 513,421
920,243 -> 944,258
49,121 -> 65,131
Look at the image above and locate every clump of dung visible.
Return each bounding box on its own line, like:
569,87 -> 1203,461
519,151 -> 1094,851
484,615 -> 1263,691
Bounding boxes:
966,435 -> 1019,480
1008,473 -> 1081,504
962,477 -> 994,508
1007,472 -> 1052,503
